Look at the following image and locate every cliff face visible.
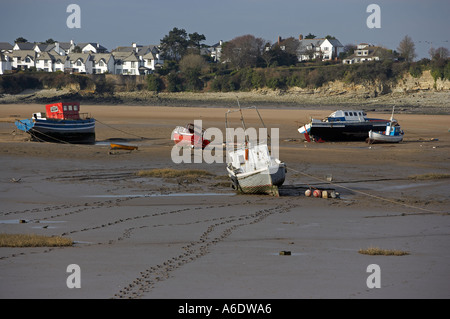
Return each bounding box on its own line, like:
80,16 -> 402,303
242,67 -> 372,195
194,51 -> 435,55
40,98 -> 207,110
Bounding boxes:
288,70 -> 450,99
394,70 -> 450,92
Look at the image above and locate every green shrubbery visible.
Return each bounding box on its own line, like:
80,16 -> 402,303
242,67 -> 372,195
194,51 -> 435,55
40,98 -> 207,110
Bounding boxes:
2,58 -> 448,96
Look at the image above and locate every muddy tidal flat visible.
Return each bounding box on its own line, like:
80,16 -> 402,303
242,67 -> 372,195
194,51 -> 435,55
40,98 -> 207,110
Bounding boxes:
0,104 -> 449,299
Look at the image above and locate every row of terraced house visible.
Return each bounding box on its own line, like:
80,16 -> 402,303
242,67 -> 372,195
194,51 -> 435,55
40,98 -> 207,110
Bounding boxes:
0,40 -> 167,75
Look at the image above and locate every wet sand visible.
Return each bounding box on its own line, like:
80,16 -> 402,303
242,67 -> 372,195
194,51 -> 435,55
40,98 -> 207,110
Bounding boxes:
0,104 -> 449,299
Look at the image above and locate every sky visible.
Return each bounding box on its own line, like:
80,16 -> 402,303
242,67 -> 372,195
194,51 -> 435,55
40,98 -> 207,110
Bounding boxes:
1,0 -> 449,60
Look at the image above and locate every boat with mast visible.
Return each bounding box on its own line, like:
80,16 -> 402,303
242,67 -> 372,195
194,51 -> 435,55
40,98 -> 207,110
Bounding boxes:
225,102 -> 286,196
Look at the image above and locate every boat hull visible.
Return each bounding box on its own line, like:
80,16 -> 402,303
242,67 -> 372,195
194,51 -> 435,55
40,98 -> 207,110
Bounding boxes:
16,118 -> 96,144
368,130 -> 403,143
171,127 -> 210,149
227,163 -> 286,196
306,121 -> 389,141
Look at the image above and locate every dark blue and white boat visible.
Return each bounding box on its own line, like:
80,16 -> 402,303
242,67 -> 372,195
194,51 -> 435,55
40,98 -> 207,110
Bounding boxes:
15,102 -> 95,144
298,110 -> 391,142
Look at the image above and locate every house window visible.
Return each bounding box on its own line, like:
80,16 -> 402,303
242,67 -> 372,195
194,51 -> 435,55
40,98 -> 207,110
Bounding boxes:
25,57 -> 31,63
99,61 -> 104,67
131,62 -> 136,68
76,60 -> 82,66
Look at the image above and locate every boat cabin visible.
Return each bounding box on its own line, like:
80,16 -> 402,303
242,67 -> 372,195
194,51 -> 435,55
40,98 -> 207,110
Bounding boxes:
44,102 -> 82,120
385,121 -> 402,136
326,110 -> 367,122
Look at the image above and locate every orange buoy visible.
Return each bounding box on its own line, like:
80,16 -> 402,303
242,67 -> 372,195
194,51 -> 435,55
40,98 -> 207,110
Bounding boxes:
313,189 -> 322,198
305,189 -> 311,197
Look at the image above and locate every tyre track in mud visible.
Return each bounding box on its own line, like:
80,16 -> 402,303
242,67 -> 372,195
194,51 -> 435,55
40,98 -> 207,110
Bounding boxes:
112,198 -> 296,299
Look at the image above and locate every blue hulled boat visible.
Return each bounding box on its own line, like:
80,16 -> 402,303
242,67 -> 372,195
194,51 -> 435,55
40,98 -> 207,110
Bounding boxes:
15,102 -> 95,144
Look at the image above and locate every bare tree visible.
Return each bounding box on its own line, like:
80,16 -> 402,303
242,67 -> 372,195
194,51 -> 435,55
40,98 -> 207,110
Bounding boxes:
397,35 -> 417,62
429,47 -> 449,60
221,34 -> 265,69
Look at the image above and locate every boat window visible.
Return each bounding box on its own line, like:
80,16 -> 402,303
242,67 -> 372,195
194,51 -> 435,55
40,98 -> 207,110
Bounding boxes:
63,105 -> 67,111
74,105 -> 78,111
349,112 -> 353,116
345,112 -> 348,116
68,105 -> 73,111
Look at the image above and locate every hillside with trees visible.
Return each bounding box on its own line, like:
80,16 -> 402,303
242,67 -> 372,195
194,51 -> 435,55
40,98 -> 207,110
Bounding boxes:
1,30 -> 449,108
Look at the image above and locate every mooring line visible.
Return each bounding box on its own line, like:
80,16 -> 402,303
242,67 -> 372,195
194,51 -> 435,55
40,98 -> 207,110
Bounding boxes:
288,167 -> 447,215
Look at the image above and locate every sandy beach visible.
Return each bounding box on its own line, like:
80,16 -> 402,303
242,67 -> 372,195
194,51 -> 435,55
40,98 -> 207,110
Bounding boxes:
0,103 -> 449,299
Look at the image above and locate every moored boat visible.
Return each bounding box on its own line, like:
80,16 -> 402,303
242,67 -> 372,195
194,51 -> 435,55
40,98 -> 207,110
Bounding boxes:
225,105 -> 286,196
171,123 -> 211,149
298,110 -> 391,142
110,143 -> 139,150
15,102 -> 95,144
367,110 -> 404,143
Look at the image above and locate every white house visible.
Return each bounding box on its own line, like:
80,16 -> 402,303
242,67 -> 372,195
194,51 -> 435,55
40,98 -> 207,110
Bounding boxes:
35,52 -> 56,72
91,53 -> 114,74
294,35 -> 343,61
53,55 -> 66,72
209,41 -> 223,62
343,44 -> 382,64
111,51 -> 142,75
10,50 -> 36,70
65,53 -> 93,73
122,53 -> 140,75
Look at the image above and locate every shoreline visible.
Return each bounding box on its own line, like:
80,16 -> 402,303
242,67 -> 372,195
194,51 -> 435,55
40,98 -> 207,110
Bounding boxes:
1,88 -> 449,114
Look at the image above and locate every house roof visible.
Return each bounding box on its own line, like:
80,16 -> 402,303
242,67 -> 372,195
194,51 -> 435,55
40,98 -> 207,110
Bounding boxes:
142,51 -> 155,60
78,42 -> 108,52
36,52 -> 56,61
14,42 -> 35,50
91,53 -> 113,63
56,42 -> 75,51
67,53 -> 92,63
0,42 -> 13,51
111,51 -> 138,62
11,50 -> 36,59
34,43 -> 55,52
325,39 -> 343,47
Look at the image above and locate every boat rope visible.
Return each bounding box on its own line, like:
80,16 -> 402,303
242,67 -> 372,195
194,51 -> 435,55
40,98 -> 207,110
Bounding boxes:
95,119 -> 151,140
288,167 -> 448,215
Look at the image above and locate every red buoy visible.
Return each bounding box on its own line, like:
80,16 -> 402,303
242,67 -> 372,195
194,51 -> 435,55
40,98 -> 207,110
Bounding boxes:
313,189 -> 322,197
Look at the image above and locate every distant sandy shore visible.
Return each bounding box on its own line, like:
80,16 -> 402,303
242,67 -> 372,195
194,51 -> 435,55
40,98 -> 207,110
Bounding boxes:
0,103 -> 449,299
